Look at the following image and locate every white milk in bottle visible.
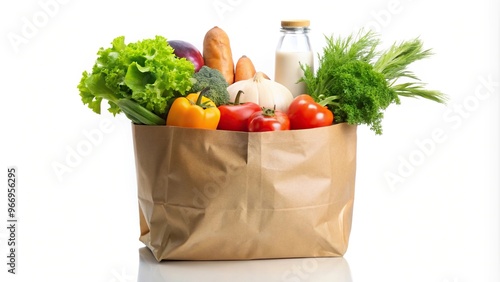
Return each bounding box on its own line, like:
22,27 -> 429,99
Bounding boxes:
274,20 -> 314,97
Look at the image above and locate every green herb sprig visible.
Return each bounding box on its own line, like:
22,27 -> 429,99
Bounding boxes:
301,29 -> 447,134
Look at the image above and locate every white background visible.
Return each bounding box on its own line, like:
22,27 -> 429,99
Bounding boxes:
1,0 -> 499,281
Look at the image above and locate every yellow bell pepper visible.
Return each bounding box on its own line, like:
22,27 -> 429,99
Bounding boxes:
166,89 -> 221,129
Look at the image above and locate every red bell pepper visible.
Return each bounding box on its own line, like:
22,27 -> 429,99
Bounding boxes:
217,90 -> 262,131
287,94 -> 334,130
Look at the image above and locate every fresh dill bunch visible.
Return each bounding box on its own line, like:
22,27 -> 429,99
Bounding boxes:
300,29 -> 447,134
373,38 -> 448,103
302,29 -> 381,101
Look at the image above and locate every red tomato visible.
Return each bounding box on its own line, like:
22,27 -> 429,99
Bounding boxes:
287,94 -> 334,129
248,107 -> 290,132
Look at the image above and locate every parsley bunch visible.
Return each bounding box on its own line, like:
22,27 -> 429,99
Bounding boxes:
301,30 -> 446,134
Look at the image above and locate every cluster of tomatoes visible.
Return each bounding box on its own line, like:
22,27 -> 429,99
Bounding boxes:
218,94 -> 334,132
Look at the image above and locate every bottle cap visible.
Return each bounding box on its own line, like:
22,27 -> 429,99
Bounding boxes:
281,20 -> 310,28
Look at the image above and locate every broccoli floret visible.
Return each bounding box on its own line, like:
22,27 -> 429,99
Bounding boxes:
190,66 -> 230,106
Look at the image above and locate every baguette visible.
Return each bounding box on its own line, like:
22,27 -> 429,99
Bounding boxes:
203,26 -> 234,84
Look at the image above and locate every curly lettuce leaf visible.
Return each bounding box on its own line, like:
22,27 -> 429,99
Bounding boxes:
78,35 -> 194,120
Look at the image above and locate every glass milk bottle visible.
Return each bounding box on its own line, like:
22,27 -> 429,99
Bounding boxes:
274,20 -> 314,97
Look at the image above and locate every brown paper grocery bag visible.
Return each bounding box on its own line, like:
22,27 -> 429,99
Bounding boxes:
132,123 -> 357,261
